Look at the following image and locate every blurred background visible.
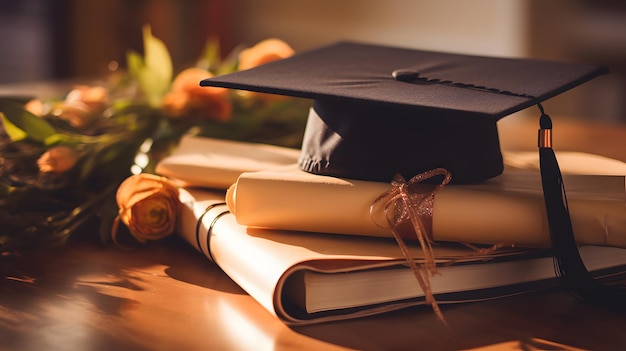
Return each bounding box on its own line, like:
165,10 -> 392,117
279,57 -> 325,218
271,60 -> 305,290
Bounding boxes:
0,0 -> 625,122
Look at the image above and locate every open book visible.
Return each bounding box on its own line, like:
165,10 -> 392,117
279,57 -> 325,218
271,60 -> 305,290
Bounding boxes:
177,188 -> 626,325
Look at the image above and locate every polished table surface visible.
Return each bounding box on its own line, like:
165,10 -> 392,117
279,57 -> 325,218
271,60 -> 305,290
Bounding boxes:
2,115 -> 626,351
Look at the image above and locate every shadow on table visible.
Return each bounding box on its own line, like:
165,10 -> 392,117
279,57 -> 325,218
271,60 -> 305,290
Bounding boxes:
291,288 -> 626,351
0,235 -> 244,351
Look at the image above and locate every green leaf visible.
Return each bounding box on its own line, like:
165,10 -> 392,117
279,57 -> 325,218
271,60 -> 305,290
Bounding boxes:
0,113 -> 27,141
0,100 -> 56,143
126,50 -> 144,78
125,26 -> 174,108
141,25 -> 173,107
217,43 -> 244,76
196,36 -> 221,71
43,132 -> 72,146
138,69 -> 169,108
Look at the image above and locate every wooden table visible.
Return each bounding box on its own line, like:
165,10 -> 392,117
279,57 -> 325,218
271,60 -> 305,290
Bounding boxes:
1,115 -> 626,351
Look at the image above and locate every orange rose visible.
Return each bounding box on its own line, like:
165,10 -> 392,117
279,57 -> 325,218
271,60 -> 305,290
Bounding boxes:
237,38 -> 294,71
113,174 -> 181,243
56,85 -> 110,129
162,67 -> 232,121
37,146 -> 79,174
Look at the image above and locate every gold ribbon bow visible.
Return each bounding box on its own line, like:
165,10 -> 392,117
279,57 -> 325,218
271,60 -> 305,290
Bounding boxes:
370,168 -> 452,324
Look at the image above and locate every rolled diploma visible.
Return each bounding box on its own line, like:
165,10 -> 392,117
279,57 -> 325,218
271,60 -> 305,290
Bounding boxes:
226,165 -> 626,248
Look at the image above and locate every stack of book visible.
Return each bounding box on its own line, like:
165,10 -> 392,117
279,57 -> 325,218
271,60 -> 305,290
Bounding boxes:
157,135 -> 626,325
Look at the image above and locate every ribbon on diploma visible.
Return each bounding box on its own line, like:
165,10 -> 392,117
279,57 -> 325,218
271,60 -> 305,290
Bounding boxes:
370,168 -> 452,324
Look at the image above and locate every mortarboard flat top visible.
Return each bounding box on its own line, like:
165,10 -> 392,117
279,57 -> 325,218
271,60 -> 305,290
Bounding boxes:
200,41 -> 608,183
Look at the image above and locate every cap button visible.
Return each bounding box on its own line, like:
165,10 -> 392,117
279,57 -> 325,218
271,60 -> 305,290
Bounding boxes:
392,69 -> 420,82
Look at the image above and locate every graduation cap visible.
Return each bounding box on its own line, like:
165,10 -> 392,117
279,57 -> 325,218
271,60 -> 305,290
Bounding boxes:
200,41 -> 607,184
201,42 -> 625,312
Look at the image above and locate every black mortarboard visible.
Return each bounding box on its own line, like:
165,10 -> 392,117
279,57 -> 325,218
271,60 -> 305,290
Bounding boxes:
200,42 -> 626,312
200,41 -> 607,184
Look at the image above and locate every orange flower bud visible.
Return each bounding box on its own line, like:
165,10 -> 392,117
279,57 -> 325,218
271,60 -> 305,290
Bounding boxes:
56,85 -> 110,129
56,101 -> 96,129
237,39 -> 295,102
163,67 -> 232,121
24,99 -> 44,116
65,85 -> 109,114
114,174 -> 181,243
37,146 -> 79,174
238,38 -> 295,71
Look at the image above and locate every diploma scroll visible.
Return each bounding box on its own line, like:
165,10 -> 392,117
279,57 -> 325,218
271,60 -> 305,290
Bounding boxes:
226,162 -> 626,248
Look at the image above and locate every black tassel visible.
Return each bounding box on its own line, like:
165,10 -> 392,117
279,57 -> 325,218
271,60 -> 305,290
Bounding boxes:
538,104 -> 626,309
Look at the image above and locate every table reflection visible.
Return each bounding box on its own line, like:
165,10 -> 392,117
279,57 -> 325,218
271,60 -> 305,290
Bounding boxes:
2,232 -> 626,351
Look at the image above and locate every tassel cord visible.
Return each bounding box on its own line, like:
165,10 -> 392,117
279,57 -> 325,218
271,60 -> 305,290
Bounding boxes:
538,106 -> 626,309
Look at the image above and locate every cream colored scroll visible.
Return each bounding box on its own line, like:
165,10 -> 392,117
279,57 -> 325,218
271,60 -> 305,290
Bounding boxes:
227,152 -> 626,248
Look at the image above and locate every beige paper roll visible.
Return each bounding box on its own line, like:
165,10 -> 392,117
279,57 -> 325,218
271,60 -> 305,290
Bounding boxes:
227,162 -> 626,248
